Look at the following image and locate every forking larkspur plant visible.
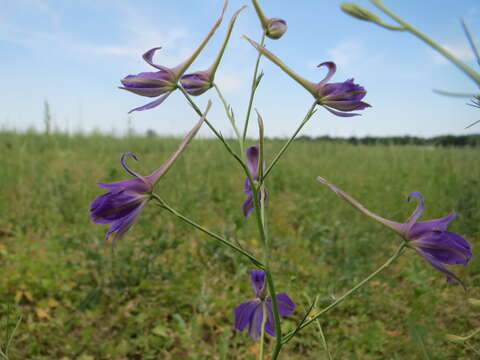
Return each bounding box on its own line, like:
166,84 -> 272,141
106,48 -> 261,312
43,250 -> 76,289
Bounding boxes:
90,1 -> 474,358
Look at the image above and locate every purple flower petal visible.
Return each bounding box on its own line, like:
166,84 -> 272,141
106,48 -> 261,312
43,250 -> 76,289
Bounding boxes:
119,86 -> 170,98
244,177 -> 252,193
322,100 -> 371,111
250,270 -> 266,298
413,231 -> 472,265
106,201 -> 147,243
416,249 -> 466,290
234,299 -> 260,332
404,192 -> 425,233
142,47 -> 176,73
242,192 -> 254,217
121,71 -> 174,88
246,146 -> 260,180
408,212 -> 455,239
128,92 -> 172,114
276,293 -> 295,316
96,178 -> 150,194
249,303 -> 264,339
120,153 -> 149,184
323,106 -> 361,117
90,191 -> 146,224
317,62 -> 336,87
264,302 -> 276,336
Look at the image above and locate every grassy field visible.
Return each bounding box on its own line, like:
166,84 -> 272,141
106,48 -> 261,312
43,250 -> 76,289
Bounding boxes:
0,130 -> 479,359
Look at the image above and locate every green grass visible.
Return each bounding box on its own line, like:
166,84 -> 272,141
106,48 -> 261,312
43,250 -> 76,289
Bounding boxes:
0,130 -> 479,359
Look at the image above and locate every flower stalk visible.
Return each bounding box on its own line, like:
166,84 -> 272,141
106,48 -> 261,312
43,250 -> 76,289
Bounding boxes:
213,83 -> 243,153
242,32 -> 266,148
369,0 -> 480,86
283,244 -> 406,343
262,102 -> 317,183
152,193 -> 263,268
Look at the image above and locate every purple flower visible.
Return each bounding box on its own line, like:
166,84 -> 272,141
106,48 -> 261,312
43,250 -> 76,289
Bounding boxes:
317,176 -> 473,289
243,146 -> 267,217
313,62 -> 370,117
243,36 -> 370,116
119,1 -> 228,113
90,102 -> 211,242
119,49 -> 178,113
234,270 -> 295,339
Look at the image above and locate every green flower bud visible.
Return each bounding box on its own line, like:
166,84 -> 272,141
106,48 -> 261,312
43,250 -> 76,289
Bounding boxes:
341,2 -> 382,23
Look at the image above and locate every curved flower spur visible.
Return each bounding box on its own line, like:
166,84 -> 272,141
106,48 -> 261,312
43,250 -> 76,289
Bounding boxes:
234,270 -> 295,339
90,101 -> 212,243
243,36 -> 370,117
119,1 -> 228,113
180,5 -> 248,96
317,176 -> 472,289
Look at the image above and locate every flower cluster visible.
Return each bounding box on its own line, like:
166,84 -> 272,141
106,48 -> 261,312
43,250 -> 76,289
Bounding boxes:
89,0 -> 473,356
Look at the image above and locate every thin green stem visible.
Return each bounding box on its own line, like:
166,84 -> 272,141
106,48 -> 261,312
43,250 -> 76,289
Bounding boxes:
370,0 -> 480,86
282,244 -> 405,344
461,19 -> 480,66
242,32 -> 266,146
209,6 -> 248,76
248,176 -> 282,359
151,193 -> 263,268
243,146 -> 282,358
259,303 -> 267,360
469,327 -> 480,339
179,87 -> 249,176
316,319 -> 333,360
251,0 -> 269,29
262,102 -> 317,182
465,341 -> 480,356
213,83 -> 243,153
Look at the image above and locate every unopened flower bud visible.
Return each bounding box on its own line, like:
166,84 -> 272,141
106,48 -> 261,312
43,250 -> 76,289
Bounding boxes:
341,2 -> 382,24
266,17 -> 287,39
251,0 -> 287,40
180,71 -> 212,96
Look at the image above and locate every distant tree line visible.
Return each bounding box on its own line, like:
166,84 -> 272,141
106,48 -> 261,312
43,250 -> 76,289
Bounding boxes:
144,129 -> 480,147
287,134 -> 480,147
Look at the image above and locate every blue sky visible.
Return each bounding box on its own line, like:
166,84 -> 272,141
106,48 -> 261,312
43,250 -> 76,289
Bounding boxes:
1,0 -> 479,138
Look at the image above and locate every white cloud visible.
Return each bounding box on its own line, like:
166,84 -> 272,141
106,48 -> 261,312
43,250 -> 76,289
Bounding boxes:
86,26 -> 190,65
325,40 -> 363,67
215,72 -> 244,93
